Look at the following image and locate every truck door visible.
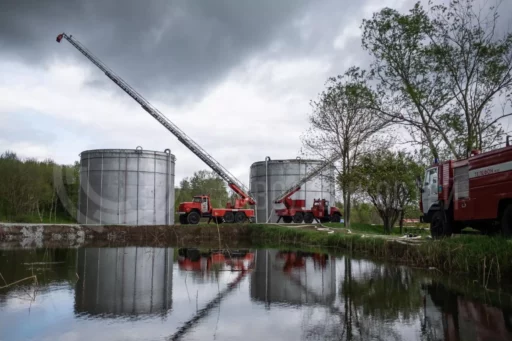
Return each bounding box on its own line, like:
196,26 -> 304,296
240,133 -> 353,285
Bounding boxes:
422,167 -> 439,214
201,198 -> 209,213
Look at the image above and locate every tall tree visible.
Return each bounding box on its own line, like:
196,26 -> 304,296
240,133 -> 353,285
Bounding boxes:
353,150 -> 423,234
362,3 -> 451,159
428,0 -> 512,156
301,68 -> 390,228
362,0 -> 512,159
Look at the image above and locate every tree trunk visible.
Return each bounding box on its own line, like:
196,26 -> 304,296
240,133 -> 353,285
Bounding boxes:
342,152 -> 351,229
399,208 -> 405,235
382,215 -> 390,234
36,202 -> 43,222
344,191 -> 351,228
54,193 -> 58,223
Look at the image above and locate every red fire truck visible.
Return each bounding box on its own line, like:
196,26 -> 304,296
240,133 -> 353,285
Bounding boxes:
419,138 -> 512,238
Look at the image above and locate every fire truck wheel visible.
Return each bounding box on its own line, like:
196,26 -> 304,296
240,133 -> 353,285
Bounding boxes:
330,213 -> 341,223
187,211 -> 200,225
304,212 -> 314,224
500,205 -> 512,237
283,216 -> 293,223
430,211 -> 451,238
293,212 -> 304,223
224,211 -> 235,223
234,212 -> 246,223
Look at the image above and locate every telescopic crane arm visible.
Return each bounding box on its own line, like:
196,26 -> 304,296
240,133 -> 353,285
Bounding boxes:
56,33 -> 256,206
273,153 -> 340,204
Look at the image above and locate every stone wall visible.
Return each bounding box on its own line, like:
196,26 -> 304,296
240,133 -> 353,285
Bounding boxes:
0,223 -> 253,248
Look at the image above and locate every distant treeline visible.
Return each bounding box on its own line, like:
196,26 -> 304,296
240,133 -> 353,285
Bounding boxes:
0,151 -> 420,225
0,151 -> 79,223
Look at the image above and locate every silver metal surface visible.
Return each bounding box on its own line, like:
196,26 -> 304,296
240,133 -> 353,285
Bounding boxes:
78,147 -> 175,225
250,249 -> 336,306
249,158 -> 336,223
75,247 -> 174,316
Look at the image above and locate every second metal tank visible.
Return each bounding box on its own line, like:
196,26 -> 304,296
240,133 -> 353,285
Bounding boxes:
249,158 -> 336,223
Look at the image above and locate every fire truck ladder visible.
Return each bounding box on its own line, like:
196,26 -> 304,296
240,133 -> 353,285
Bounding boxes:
56,33 -> 255,205
273,153 -> 340,204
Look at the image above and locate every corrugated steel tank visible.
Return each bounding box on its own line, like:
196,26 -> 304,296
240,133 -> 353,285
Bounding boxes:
250,249 -> 336,306
249,158 -> 336,223
74,247 -> 173,316
78,147 -> 175,225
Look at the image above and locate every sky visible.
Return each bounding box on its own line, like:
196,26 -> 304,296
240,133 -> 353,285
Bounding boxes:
1,0 -> 511,189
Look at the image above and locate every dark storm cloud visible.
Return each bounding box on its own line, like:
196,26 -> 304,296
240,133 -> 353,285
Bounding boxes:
0,0 -> 384,104
0,0 -> 318,103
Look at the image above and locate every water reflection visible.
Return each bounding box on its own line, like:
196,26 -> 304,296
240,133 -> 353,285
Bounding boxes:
74,247 -> 173,317
0,247 -> 512,341
177,247 -> 254,284
251,249 -> 336,306
423,282 -> 512,341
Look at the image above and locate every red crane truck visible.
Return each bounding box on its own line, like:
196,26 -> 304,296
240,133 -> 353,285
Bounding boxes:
418,138 -> 512,238
56,33 -> 256,225
273,153 -> 342,224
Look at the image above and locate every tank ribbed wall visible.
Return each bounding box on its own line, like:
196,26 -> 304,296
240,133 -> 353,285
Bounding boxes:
249,158 -> 336,223
77,147 -> 175,225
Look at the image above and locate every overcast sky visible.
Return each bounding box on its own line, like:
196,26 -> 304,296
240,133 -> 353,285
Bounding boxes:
1,0 -> 511,188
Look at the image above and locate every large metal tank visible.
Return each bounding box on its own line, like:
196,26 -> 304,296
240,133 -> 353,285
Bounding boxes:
250,249 -> 336,306
74,247 -> 173,317
249,158 -> 336,223
78,147 -> 175,225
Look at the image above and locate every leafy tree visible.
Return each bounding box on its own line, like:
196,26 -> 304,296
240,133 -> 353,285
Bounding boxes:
301,68 -> 391,228
342,259 -> 424,322
428,0 -> 512,156
174,170 -> 229,211
353,150 -> 423,234
362,3 -> 450,159
361,0 -> 512,159
0,151 -> 78,223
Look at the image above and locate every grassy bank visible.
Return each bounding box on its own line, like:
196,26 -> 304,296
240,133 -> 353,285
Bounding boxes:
1,221 -> 511,282
247,224 -> 512,282
323,222 -> 430,235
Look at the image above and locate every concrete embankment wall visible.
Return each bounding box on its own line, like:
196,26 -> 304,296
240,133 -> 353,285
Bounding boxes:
0,223 -> 253,248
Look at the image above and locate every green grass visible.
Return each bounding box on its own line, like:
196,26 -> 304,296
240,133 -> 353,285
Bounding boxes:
0,214 -> 77,224
247,224 -> 512,282
323,222 -> 430,236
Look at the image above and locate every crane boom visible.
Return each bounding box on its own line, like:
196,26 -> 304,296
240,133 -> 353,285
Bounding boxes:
56,33 -> 255,205
273,153 -> 340,204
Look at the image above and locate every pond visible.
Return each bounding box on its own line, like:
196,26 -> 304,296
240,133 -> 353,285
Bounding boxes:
0,246 -> 511,341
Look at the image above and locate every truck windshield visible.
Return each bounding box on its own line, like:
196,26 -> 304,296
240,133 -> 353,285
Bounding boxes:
424,167 -> 437,186
192,197 -> 202,203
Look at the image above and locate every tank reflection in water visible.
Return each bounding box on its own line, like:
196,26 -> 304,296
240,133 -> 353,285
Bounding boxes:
75,247 -> 173,317
1,247 -> 512,341
250,249 -> 336,306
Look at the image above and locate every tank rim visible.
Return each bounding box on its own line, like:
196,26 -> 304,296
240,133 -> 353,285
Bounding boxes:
79,148 -> 176,158
250,158 -> 326,167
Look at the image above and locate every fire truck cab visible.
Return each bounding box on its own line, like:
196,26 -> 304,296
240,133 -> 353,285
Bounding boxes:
419,140 -> 512,238
178,195 -> 254,225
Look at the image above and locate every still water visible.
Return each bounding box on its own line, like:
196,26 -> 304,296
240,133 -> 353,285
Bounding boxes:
0,247 -> 511,341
